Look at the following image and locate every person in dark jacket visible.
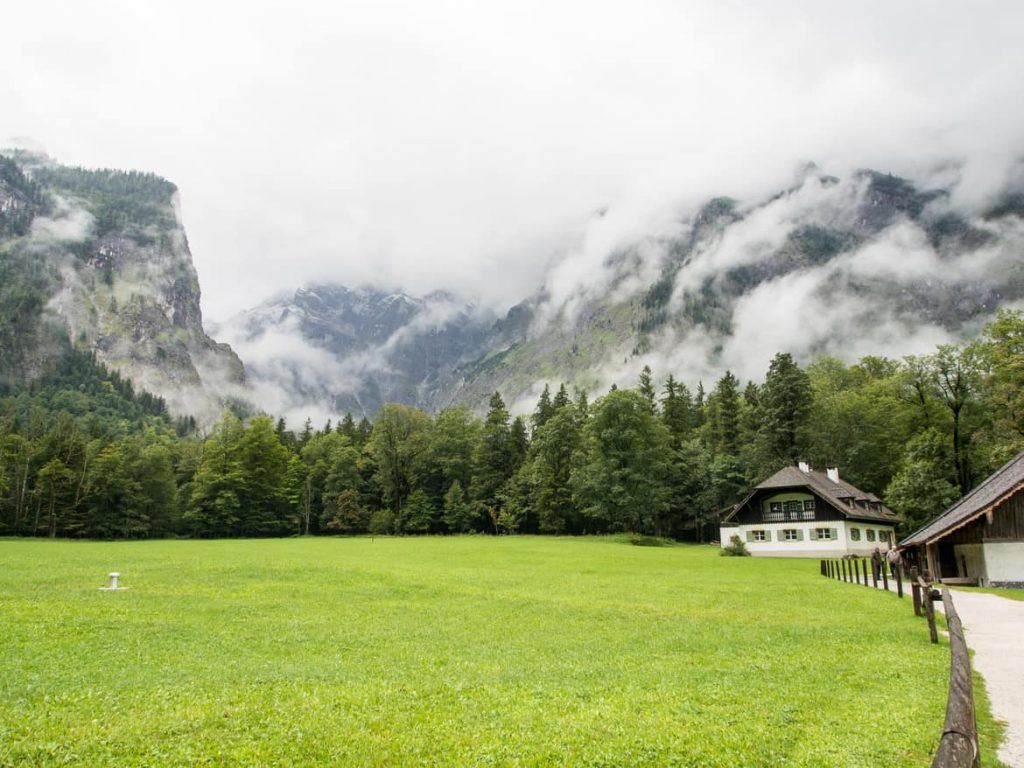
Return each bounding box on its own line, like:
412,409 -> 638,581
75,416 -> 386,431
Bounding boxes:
871,547 -> 884,579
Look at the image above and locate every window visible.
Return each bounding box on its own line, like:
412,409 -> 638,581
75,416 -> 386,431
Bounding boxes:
878,530 -> 890,544
783,529 -> 799,541
784,500 -> 803,520
764,502 -> 785,522
850,527 -> 861,541
801,499 -> 816,520
814,528 -> 833,540
752,530 -> 767,542
866,529 -> 876,542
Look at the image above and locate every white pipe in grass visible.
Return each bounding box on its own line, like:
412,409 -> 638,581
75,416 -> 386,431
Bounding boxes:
99,572 -> 127,591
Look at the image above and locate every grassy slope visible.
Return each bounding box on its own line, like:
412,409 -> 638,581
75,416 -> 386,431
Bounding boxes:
0,538 -> 1004,767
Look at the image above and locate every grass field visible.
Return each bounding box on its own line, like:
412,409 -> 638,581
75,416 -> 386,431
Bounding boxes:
0,537 -> 1006,767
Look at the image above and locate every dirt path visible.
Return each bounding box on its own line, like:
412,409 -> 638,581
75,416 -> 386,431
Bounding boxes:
945,590 -> 1024,767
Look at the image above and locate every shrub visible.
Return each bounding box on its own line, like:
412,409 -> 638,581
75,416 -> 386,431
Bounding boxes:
720,534 -> 750,557
627,534 -> 673,547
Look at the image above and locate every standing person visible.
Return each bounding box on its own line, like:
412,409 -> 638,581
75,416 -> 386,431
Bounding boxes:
886,546 -> 902,579
871,547 -> 883,580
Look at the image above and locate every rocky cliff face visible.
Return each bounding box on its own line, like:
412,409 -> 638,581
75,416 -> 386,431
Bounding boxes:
0,151 -> 245,423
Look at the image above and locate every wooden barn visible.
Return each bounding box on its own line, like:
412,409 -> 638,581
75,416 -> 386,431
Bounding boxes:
900,450 -> 1024,588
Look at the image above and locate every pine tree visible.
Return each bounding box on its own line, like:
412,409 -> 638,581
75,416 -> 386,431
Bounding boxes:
638,365 -> 656,412
710,371 -> 741,455
760,353 -> 812,462
575,388 -> 589,418
533,404 -> 582,533
473,392 -> 516,514
510,416 -> 529,470
552,383 -> 571,411
661,374 -> 694,447
339,413 -> 358,442
532,384 -> 554,435
299,418 -> 314,447
443,479 -> 474,533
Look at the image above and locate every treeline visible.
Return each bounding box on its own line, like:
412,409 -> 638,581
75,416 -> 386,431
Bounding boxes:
2,310 -> 1023,540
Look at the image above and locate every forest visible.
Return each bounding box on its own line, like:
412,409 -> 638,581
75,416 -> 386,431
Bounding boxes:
1,309 -> 1022,541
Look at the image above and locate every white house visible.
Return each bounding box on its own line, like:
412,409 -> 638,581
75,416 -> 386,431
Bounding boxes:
719,463 -> 900,557
900,449 -> 1024,588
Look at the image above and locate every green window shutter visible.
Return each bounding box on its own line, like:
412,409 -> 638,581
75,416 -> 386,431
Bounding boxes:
830,527 -> 838,540
746,531 -> 754,542
764,530 -> 772,542
796,529 -> 804,541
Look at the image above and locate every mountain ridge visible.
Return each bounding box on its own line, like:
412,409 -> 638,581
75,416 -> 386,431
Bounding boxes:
0,150 -> 246,423
4,151 -> 1023,424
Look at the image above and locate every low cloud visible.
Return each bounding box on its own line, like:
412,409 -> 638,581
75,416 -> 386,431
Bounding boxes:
2,1 -> 1023,322
29,195 -> 94,243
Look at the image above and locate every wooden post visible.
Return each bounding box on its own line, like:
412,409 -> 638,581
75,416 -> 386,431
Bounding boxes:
853,558 -> 860,584
881,563 -> 888,592
820,559 -> 825,576
872,560 -> 878,588
923,581 -> 939,644
863,559 -> 869,586
911,566 -> 922,616
895,563 -> 903,598
843,559 -> 849,582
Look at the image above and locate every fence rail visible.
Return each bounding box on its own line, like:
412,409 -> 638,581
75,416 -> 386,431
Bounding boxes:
819,560 -> 980,767
931,589 -> 980,768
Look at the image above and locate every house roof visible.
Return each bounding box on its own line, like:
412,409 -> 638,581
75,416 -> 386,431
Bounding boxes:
723,465 -> 899,523
900,450 -> 1024,547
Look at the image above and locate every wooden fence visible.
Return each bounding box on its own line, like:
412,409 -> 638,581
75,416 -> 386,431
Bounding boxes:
819,559 -> 980,767
932,589 -> 980,768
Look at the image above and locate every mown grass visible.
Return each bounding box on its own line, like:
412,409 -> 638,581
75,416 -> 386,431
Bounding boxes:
949,584 -> 1024,602
0,537 -> 1004,766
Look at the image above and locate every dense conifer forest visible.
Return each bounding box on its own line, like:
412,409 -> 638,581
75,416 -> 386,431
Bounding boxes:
2,310 -> 1022,540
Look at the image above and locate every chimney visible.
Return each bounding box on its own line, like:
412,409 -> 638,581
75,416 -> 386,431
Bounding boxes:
826,467 -> 840,484
798,461 -> 811,473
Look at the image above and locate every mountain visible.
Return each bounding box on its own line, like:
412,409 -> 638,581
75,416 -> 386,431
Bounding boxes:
229,165 -> 1024,417
0,150 -> 245,423
446,166 -> 1024,409
5,150 -> 1022,425
215,285 -> 508,418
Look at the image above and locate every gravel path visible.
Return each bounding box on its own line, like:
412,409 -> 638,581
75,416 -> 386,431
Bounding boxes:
945,590 -> 1024,768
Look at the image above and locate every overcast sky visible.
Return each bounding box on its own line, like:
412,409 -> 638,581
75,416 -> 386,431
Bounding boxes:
3,0 -> 1023,322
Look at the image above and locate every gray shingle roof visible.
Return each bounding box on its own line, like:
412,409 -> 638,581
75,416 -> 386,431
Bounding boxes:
724,465 -> 900,523
900,450 -> 1024,547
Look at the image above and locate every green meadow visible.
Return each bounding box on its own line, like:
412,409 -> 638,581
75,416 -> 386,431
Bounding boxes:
0,538 -> 1004,767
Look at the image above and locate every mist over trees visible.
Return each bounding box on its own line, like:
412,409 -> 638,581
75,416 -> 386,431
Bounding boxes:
3,310 -> 1024,540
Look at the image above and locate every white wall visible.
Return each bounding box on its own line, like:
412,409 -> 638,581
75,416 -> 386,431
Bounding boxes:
983,542 -> 1024,585
720,521 -> 897,558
